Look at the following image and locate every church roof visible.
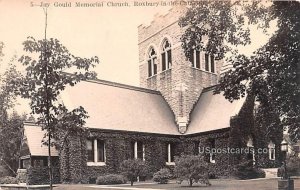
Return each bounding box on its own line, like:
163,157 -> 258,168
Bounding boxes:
186,87 -> 245,135
23,123 -> 59,157
60,79 -> 180,135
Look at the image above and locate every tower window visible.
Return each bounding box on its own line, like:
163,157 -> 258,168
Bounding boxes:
191,50 -> 201,69
204,53 -> 215,73
161,40 -> 172,71
148,48 -> 157,77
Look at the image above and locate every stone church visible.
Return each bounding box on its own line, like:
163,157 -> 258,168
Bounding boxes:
19,6 -> 281,184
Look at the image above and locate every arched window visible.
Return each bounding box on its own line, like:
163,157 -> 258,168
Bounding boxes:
268,141 -> 275,160
161,40 -> 172,71
247,136 -> 255,165
148,48 -> 157,77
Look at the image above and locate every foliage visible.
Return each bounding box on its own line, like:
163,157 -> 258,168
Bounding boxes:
232,160 -> 266,179
0,41 -> 4,61
0,54 -> 25,176
27,166 -> 60,185
120,159 -> 148,186
174,155 -> 210,187
277,156 -> 300,176
180,1 -> 300,141
0,112 -> 25,176
18,36 -> 99,187
96,174 -> 127,185
178,1 -> 257,61
153,168 -> 172,184
0,176 -> 18,184
0,166 -> 10,178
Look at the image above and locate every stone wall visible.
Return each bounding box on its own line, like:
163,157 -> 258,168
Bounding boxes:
60,128 -> 232,183
138,6 -> 224,132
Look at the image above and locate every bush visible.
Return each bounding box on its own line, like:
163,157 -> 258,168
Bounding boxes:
174,155 -> 210,187
278,155 -> 300,177
120,159 -> 148,186
233,160 -> 266,179
153,168 -> 172,184
96,174 -> 126,185
0,176 -> 18,184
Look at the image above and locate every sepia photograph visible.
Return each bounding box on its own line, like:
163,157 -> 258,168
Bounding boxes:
0,0 -> 299,189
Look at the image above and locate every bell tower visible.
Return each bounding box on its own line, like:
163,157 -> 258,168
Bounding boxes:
138,6 -> 223,133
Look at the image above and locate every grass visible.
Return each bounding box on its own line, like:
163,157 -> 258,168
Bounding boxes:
55,178 -> 300,190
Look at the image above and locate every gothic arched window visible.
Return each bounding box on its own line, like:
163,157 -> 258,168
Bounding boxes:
161,40 -> 172,71
148,48 -> 157,77
268,141 -> 275,160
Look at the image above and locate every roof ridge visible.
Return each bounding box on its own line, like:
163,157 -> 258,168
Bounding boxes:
86,78 -> 161,95
61,71 -> 161,95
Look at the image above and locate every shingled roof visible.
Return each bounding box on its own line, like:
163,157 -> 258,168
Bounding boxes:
23,79 -> 246,152
60,79 -> 180,135
23,123 -> 59,157
186,87 -> 245,135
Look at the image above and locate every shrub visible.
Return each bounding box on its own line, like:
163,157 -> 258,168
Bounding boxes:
96,174 -> 126,185
278,155 -> 300,177
233,160 -> 266,179
153,168 -> 172,184
0,176 -> 18,184
174,155 -> 210,187
120,159 -> 148,186
0,165 -> 11,178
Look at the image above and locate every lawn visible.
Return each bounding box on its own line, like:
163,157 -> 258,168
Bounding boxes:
55,178 -> 300,190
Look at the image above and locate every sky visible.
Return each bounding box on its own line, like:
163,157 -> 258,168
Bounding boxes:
0,0 -> 275,115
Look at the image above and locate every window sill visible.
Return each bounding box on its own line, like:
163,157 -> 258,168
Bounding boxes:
87,162 -> 106,166
161,68 -> 172,73
191,67 -> 217,75
166,162 -> 175,166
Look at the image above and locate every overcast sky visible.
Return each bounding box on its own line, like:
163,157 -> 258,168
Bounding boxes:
0,0 -> 274,115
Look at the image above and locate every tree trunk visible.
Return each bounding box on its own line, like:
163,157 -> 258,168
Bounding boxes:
131,180 -> 134,186
48,132 -> 53,190
189,178 -> 193,187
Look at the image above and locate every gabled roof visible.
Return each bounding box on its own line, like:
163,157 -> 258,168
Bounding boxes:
23,123 -> 58,157
60,79 -> 180,135
185,87 -> 246,135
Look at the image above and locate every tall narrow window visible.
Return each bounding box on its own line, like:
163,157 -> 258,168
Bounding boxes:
205,53 -> 209,71
132,141 -> 145,161
87,139 -> 94,162
209,139 -> 216,164
148,48 -> 157,77
97,140 -> 105,162
247,137 -> 255,165
210,55 -> 215,73
191,50 -> 201,69
268,141 -> 275,160
166,143 -> 175,165
87,139 -> 106,166
161,40 -> 172,71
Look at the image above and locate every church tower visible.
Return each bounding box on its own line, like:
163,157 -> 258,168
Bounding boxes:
138,6 -> 223,134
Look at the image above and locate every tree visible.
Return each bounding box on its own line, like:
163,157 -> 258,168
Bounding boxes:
174,155 -> 210,187
120,159 -> 148,186
0,51 -> 24,176
18,37 -> 99,189
0,112 -> 25,176
179,1 -> 300,142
